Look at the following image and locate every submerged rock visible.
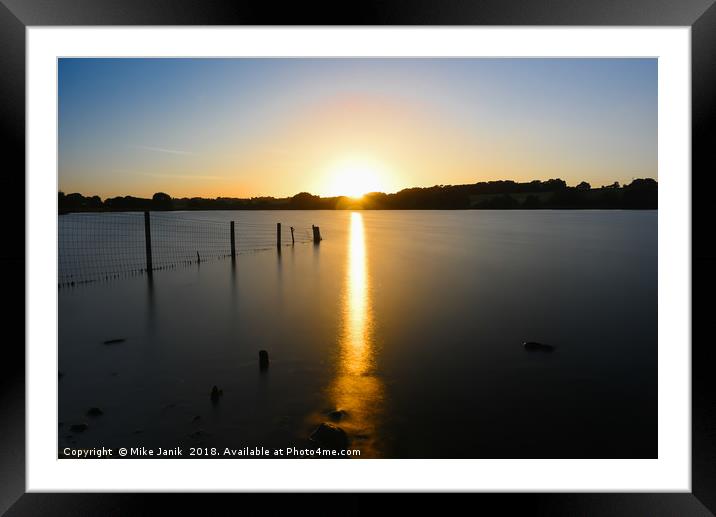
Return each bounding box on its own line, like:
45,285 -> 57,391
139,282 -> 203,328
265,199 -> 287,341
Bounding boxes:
103,338 -> 126,345
189,429 -> 210,439
309,422 -> 349,450
523,341 -> 555,352
274,415 -> 291,427
327,409 -> 347,422
86,407 -> 103,417
70,423 -> 88,433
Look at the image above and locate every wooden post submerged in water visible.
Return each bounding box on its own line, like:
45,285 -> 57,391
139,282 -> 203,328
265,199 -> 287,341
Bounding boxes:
276,222 -> 281,248
144,211 -> 153,274
312,225 -> 322,244
290,226 -> 295,245
230,220 -> 236,261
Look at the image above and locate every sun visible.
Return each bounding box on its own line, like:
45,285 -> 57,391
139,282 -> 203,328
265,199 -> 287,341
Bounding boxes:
325,158 -> 387,198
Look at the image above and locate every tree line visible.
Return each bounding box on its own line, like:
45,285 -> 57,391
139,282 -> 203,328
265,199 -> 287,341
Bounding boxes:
58,178 -> 657,214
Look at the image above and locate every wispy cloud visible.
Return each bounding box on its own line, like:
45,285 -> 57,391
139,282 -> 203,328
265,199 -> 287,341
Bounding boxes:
143,172 -> 222,181
132,145 -> 197,156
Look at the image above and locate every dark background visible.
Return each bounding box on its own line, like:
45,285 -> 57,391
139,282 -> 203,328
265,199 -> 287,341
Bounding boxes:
1,0 -> 714,514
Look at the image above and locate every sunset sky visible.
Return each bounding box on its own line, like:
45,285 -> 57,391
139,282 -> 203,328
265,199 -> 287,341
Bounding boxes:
58,58 -> 657,199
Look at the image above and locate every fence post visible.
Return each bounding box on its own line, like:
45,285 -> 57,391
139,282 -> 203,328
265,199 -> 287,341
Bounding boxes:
144,211 -> 153,274
312,225 -> 322,244
290,226 -> 295,245
230,221 -> 236,261
276,222 -> 281,248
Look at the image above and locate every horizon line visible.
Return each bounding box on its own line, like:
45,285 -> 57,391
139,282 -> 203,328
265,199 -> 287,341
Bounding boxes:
58,176 -> 657,201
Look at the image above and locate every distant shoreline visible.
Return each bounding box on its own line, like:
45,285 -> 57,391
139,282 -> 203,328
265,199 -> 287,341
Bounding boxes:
58,178 -> 657,214
59,207 -> 658,215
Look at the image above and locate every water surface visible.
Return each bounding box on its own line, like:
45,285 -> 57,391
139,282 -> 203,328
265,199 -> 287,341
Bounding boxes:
59,210 -> 657,458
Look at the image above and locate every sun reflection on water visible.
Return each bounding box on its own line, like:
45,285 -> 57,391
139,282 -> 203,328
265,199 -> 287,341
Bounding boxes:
343,212 -> 371,375
327,211 -> 384,457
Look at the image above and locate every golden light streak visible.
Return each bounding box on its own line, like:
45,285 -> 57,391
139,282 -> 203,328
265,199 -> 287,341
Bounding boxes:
327,212 -> 384,457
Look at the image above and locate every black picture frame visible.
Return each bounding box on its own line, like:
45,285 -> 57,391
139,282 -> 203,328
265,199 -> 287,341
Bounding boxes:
1,1 -> 712,514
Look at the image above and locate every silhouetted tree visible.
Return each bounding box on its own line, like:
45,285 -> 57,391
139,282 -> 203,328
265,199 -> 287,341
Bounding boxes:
361,192 -> 389,209
625,178 -> 657,190
289,192 -> 322,209
576,181 -> 591,190
544,178 -> 567,191
623,178 -> 658,208
58,192 -> 67,214
152,192 -> 173,211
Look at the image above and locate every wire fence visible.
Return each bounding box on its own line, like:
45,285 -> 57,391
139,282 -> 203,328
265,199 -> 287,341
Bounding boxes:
58,212 -> 316,287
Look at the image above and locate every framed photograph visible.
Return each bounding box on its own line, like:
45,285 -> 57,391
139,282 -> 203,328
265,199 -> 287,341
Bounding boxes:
2,0 -> 713,514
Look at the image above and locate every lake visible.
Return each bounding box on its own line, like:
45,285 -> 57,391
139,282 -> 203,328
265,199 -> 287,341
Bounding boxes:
58,210 -> 657,458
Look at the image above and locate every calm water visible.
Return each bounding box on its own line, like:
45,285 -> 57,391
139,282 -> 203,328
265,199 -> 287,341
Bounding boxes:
59,210 -> 657,458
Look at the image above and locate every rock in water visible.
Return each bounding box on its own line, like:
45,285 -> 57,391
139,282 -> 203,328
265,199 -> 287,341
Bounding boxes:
103,338 -> 126,345
86,407 -> 103,417
327,409 -> 347,422
259,350 -> 270,370
523,341 -> 555,352
309,422 -> 349,450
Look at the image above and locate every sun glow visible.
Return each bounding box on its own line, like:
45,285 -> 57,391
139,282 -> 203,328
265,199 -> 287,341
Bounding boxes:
324,159 -> 387,198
